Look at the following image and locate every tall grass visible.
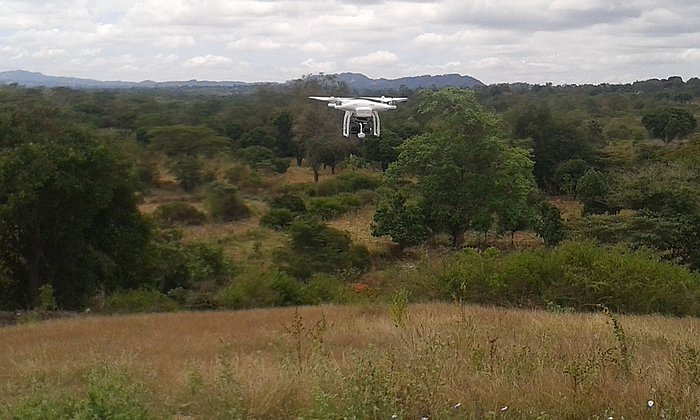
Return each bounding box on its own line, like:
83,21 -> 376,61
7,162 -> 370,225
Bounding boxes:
3,304 -> 700,418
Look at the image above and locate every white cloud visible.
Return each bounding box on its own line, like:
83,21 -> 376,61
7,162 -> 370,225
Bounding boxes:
184,54 -> 233,67
348,50 -> 399,66
1,0 -> 699,84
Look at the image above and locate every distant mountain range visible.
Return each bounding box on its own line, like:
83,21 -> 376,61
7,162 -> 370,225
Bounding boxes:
0,70 -> 484,93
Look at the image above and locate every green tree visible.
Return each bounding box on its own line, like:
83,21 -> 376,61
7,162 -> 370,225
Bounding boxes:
536,202 -> 565,247
388,88 -> 538,247
642,108 -> 697,143
553,159 -> 590,197
0,124 -> 151,309
204,182 -> 250,222
371,193 -> 430,251
277,219 -> 370,279
169,155 -> 203,192
577,169 -> 610,215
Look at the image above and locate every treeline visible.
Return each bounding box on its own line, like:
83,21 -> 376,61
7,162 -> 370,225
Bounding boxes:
0,75 -> 698,315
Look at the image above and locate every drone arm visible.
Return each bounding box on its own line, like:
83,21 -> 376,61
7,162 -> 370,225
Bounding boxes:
343,111 -> 351,137
373,111 -> 380,137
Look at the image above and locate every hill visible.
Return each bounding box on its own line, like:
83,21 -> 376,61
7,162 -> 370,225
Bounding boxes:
0,69 -> 484,92
2,304 -> 699,418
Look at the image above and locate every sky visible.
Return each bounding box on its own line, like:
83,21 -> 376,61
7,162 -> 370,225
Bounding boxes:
1,0 -> 700,85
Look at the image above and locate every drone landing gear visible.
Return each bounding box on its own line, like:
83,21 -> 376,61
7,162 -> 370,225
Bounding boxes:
343,111 -> 381,139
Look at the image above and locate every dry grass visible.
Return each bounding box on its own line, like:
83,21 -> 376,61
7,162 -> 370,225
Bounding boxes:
3,304 -> 700,418
328,206 -> 394,255
550,195 -> 584,222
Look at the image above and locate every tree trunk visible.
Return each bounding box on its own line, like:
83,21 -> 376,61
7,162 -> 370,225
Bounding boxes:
295,154 -> 303,166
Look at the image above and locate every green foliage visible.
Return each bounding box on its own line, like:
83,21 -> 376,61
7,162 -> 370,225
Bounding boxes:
389,88 -> 538,247
307,193 -> 361,220
224,163 -> 264,192
204,182 -> 250,222
147,232 -> 232,296
147,125 -> 230,157
573,212 -> 700,270
6,364 -> 149,420
536,202 -> 566,247
105,289 -> 179,313
0,113 -> 151,310
305,273 -> 345,304
169,155 -> 203,192
440,242 -> 700,316
37,284 -> 57,311
553,159 -> 590,196
577,169 -> 611,215
218,267 -> 304,309
270,193 -> 306,213
315,171 -> 382,196
152,202 -> 206,226
238,145 -> 275,169
260,208 -> 295,230
371,193 -> 430,250
278,219 -> 371,280
642,107 -> 697,143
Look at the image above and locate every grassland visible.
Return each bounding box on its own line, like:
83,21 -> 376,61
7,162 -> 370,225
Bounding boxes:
3,303 -> 700,418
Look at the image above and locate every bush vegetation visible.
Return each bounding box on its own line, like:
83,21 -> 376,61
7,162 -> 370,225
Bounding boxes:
152,202 -> 206,226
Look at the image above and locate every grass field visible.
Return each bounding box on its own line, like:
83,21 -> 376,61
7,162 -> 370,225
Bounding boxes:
3,304 -> 700,418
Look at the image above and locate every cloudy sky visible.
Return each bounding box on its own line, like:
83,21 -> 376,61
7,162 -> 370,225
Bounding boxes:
1,0 -> 699,85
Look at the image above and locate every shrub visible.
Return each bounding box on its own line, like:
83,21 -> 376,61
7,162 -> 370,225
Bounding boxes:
307,193 -> 361,220
260,208 -> 295,230
152,202 -> 206,226
305,274 -> 345,304
218,267 -> 304,309
169,155 -> 203,192
205,182 -> 250,222
439,241 -> 700,316
271,158 -> 291,174
270,194 -> 306,213
225,163 -> 264,192
278,219 -> 372,280
316,172 -> 381,196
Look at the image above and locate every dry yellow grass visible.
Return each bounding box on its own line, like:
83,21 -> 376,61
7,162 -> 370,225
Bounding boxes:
328,206 -> 394,255
2,304 -> 700,418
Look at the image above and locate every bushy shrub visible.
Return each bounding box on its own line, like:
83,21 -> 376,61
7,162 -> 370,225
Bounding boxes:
105,289 -> 179,313
169,155 -> 203,192
225,163 -> 264,192
270,194 -> 306,213
316,172 -> 381,196
152,202 -> 206,226
440,241 -> 700,316
260,208 -> 295,231
205,182 -> 250,222
307,193 -> 361,220
278,219 -> 372,280
305,274 -> 345,304
271,158 -> 291,174
148,234 -> 233,293
218,267 -> 304,309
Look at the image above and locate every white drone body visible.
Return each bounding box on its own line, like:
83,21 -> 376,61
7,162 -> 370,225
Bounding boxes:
309,96 -> 408,139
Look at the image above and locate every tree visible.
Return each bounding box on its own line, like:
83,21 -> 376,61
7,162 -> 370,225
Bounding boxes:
387,88 -> 538,248
371,193 -> 430,251
553,159 -> 590,197
577,169 -> 610,215
642,108 -> 697,143
511,103 -> 595,190
277,219 -> 370,279
0,124 -> 151,309
536,202 -> 565,247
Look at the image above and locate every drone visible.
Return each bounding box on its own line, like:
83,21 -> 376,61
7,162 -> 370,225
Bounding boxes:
309,96 -> 408,139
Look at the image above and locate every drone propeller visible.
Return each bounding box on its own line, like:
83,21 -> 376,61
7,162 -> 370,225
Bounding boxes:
360,96 -> 408,104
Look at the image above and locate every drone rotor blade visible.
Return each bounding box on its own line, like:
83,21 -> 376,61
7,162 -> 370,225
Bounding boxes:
309,96 -> 336,101
360,96 -> 408,103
